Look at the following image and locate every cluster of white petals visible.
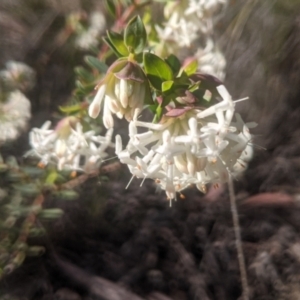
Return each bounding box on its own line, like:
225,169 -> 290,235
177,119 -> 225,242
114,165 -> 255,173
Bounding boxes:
185,0 -> 227,21
155,0 -> 227,80
195,39 -> 227,80
0,90 -> 31,144
0,61 -> 35,91
156,0 -> 226,48
75,11 -> 106,50
116,85 -> 256,203
27,118 -> 113,173
155,11 -> 200,49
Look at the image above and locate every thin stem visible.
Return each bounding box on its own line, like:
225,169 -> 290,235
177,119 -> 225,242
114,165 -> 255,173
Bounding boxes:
228,174 -> 249,300
60,162 -> 121,189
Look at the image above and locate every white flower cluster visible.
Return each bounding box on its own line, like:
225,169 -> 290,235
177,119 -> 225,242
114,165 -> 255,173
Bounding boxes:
0,61 -> 35,144
116,85 -> 256,203
0,90 -> 31,144
0,61 -> 36,91
27,117 -> 113,173
155,0 -> 227,79
195,39 -> 227,80
75,12 -> 106,50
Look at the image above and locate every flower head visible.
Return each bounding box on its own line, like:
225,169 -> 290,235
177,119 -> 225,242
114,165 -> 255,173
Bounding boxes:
75,11 -> 106,50
89,59 -> 150,128
27,116 -> 113,173
0,61 -> 35,91
0,90 -> 31,144
116,85 -> 255,203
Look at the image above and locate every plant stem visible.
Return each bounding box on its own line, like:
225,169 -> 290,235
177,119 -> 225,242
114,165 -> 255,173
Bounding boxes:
228,174 -> 249,300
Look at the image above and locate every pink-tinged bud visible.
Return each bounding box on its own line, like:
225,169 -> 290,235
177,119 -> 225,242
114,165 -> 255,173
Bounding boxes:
55,116 -> 78,139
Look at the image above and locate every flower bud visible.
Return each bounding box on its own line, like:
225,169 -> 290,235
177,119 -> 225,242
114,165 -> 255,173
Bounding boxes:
88,59 -> 150,128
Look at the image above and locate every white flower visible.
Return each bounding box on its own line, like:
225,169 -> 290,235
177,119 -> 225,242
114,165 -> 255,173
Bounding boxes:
158,0 -> 227,47
116,85 -> 255,203
0,90 -> 31,144
27,117 -> 113,173
195,38 -> 227,80
155,14 -> 200,48
0,61 -> 35,91
185,0 -> 227,21
75,11 -> 106,50
75,29 -> 100,50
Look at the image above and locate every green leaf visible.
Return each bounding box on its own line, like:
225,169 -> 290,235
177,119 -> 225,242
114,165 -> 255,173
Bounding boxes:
74,66 -> 94,82
13,184 -> 40,197
29,227 -> 46,237
107,31 -> 129,57
165,54 -> 181,74
105,0 -> 116,17
154,105 -> 163,123
6,171 -> 24,181
58,104 -> 83,114
84,56 -> 108,73
124,16 -> 147,54
143,52 -> 173,90
103,36 -> 124,58
182,59 -> 198,76
20,167 -> 45,178
27,246 -> 45,256
75,79 -> 85,90
45,171 -> 58,184
162,80 -> 174,92
6,156 -> 19,168
38,208 -> 64,219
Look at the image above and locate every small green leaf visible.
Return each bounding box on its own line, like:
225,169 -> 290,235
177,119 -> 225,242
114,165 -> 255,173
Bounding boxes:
58,104 -> 83,114
74,66 -> 94,82
38,208 -> 64,219
27,246 -> 45,256
154,105 -> 163,123
162,80 -> 174,92
107,31 -> 129,57
84,56 -> 108,73
143,52 -> 173,90
124,16 -> 147,54
6,156 -> 19,168
75,79 -> 85,90
13,184 -> 40,197
6,171 -> 24,181
45,171 -> 58,184
20,166 -> 45,178
183,59 -> 198,76
165,54 -> 181,74
11,251 -> 26,267
189,82 -> 200,92
105,0 -> 116,17
103,36 -> 124,58
29,227 -> 46,237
